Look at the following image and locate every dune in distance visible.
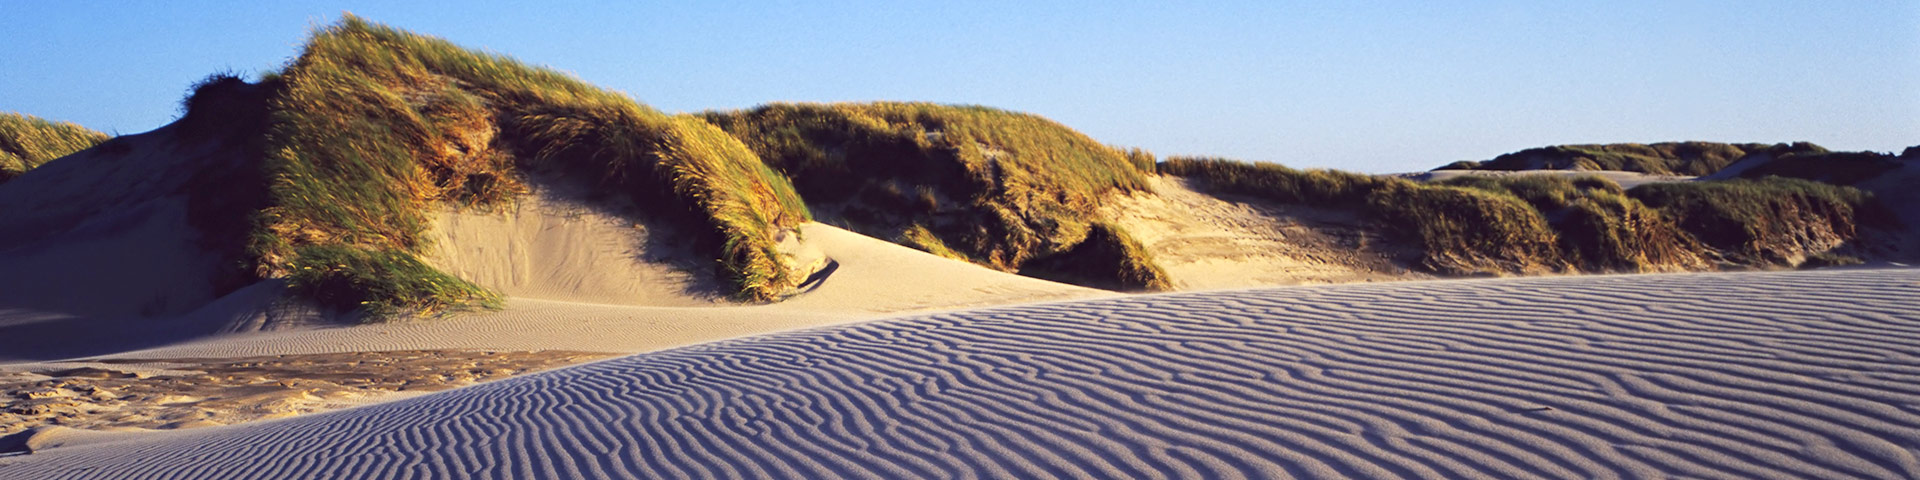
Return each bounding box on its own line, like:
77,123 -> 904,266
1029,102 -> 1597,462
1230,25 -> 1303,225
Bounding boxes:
5,14 -> 1920,480
4,268 -> 1918,479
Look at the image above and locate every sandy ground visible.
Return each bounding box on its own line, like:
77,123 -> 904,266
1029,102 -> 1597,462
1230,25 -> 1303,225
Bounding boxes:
1,350 -> 611,436
4,268 -> 1915,478
1103,177 -> 1422,290
0,213 -> 1099,440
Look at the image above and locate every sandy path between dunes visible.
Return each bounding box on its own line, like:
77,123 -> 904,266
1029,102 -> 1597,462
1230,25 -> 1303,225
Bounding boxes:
7,268 -> 1918,479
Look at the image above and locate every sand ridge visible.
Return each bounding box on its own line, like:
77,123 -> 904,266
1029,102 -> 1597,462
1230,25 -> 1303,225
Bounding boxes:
1400,169 -> 1696,189
6,268 -> 1916,479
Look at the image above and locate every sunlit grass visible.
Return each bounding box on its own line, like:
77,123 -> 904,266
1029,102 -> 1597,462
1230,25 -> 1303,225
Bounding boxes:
0,112 -> 108,183
1440,142 -> 1824,176
1162,156 -> 1889,274
704,102 -> 1167,289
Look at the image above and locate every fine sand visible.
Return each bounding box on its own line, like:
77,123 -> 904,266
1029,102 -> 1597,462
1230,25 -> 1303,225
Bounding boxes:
5,268 -> 1916,479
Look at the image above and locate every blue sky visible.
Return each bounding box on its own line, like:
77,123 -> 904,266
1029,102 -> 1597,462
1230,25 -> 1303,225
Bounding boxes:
3,1 -> 1914,172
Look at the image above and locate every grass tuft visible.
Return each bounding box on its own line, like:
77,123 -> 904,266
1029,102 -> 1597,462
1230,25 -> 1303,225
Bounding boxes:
1158,156 -> 1387,208
1366,183 -> 1564,274
1161,156 -> 1888,275
703,102 -> 1157,284
0,113 -> 109,183
1436,175 -> 1702,272
1628,177 -> 1890,265
1443,142 -> 1820,176
285,244 -> 501,320
1019,222 -> 1172,291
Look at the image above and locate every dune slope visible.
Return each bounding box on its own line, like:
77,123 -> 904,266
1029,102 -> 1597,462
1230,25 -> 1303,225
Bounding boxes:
6,268 -> 1917,479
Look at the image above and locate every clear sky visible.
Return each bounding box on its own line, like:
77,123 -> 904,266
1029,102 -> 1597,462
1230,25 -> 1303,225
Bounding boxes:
3,1 -> 1914,172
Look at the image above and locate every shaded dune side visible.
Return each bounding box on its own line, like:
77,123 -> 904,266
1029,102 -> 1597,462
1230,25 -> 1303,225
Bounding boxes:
11,269 -> 1920,479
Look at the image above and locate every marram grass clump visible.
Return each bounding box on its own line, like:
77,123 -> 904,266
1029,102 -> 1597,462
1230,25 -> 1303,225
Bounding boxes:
286,245 -> 501,320
1018,222 -> 1172,291
0,112 -> 109,183
253,15 -> 810,318
1160,156 -> 1889,276
1436,175 -> 1704,272
1159,156 -> 1558,274
1439,142 -> 1815,176
1628,177 -> 1890,265
703,102 -> 1158,285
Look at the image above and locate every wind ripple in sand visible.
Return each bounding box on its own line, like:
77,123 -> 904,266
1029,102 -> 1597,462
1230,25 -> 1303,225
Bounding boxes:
7,269 -> 1920,479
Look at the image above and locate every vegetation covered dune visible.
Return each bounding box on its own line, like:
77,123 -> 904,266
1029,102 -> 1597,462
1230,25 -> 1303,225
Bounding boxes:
1159,156 -> 1900,275
1434,141 -> 1825,176
0,14 -> 1911,325
702,103 -> 1170,290
255,16 -> 813,316
0,113 -> 107,184
5,14 -> 1920,476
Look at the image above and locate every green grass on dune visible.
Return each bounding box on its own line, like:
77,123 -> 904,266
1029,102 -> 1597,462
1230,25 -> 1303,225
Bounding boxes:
1017,221 -> 1173,291
1731,149 -> 1906,186
1158,156 -> 1387,208
1159,156 -> 1559,274
254,15 -> 810,318
703,102 -> 1169,290
0,113 -> 109,183
1628,177 -> 1891,265
1435,175 -> 1704,272
1441,142 -> 1822,176
1162,156 -> 1888,275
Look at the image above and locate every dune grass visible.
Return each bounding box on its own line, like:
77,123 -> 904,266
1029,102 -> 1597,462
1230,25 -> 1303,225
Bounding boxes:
703,102 -> 1166,289
1441,142 -> 1818,176
1628,177 -> 1889,265
1365,182 -> 1564,274
0,113 -> 109,183
1436,175 -> 1703,272
1018,222 -> 1172,291
253,15 -> 809,318
1731,150 -> 1904,186
285,245 -> 501,320
1163,156 -> 1888,275
1158,157 -> 1559,274
1158,156 -> 1387,208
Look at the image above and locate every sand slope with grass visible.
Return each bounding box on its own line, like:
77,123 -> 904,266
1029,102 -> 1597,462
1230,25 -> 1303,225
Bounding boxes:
1101,176 -> 1419,289
6,268 -> 1916,479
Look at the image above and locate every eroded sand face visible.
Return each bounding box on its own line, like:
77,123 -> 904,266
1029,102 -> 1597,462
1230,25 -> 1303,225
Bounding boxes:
1,350 -> 612,435
1103,177 -> 1422,289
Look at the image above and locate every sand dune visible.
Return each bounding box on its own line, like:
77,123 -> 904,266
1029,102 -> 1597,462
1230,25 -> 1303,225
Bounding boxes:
1402,170 -> 1695,189
6,268 -> 1916,479
1102,177 -> 1419,289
